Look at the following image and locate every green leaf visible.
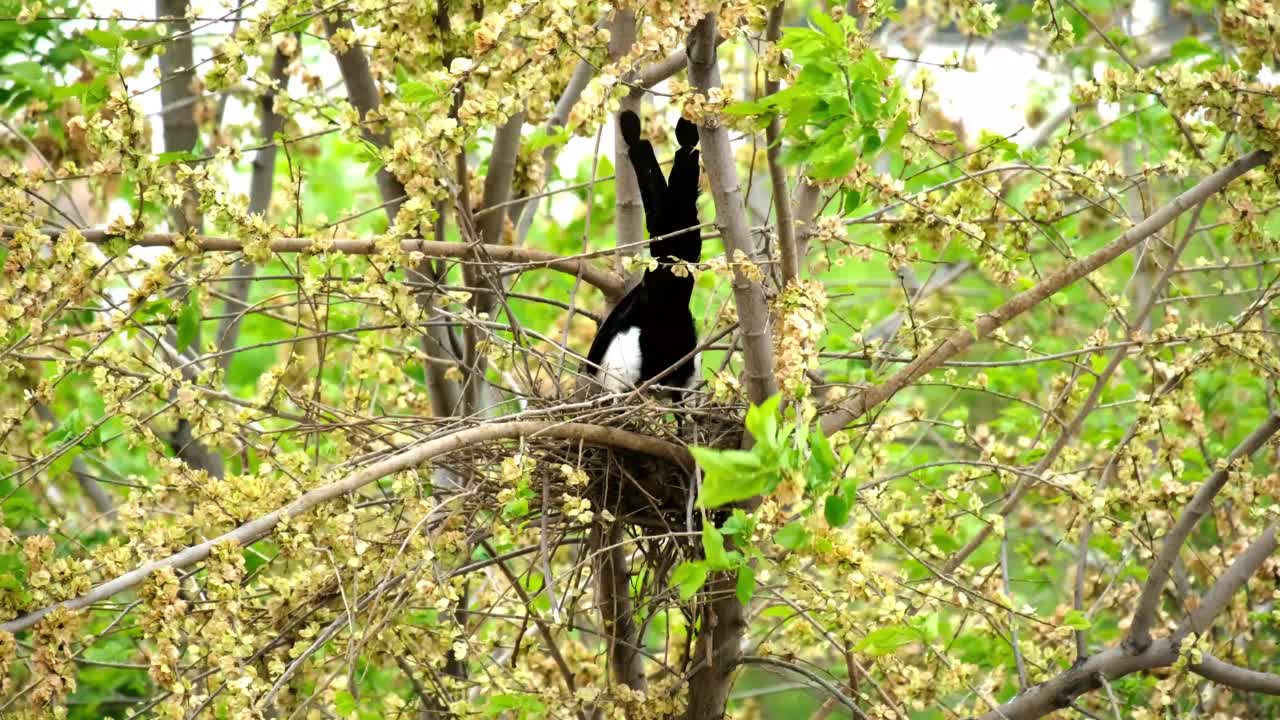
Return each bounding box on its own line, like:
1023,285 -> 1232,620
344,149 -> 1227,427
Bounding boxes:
852,82 -> 879,119
6,61 -> 47,92
701,522 -> 735,570
671,561 -> 708,600
401,79 -> 446,106
720,509 -> 754,537
809,430 -> 838,478
856,625 -> 922,656
824,493 -> 850,527
485,692 -> 546,717
1062,610 -> 1092,630
736,565 -> 756,605
881,110 -> 909,155
691,447 -> 763,476
155,150 -> 196,166
334,690 -> 356,717
810,10 -> 844,45
501,496 -> 529,520
840,189 -> 863,214
526,125 -> 571,153
724,100 -> 768,117
774,522 -> 809,551
45,409 -> 83,446
693,447 -> 771,509
176,293 -> 200,352
47,447 -> 82,478
82,29 -> 123,49
745,395 -> 781,446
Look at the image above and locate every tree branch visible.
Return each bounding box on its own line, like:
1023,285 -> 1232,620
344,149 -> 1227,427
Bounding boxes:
763,3 -> 798,285
738,655 -> 863,717
1175,522 -> 1278,643
156,0 -> 224,479
513,58 -> 596,246
216,42 -> 292,369
592,522 -> 646,692
683,15 -> 779,720
609,11 -> 644,277
688,15 -> 778,406
322,15 -> 406,222
157,0 -> 201,234
980,523 -> 1280,719
1192,653 -> 1280,695
1128,415 -> 1280,650
819,149 -> 1272,436
463,108 -> 527,412
0,420 -> 691,635
15,227 -> 625,300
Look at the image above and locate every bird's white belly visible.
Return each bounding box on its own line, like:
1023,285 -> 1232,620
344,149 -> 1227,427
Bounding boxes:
685,353 -> 701,389
599,327 -> 642,392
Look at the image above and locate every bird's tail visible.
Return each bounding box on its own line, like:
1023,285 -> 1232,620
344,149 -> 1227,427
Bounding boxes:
661,116 -> 701,263
619,110 -> 667,240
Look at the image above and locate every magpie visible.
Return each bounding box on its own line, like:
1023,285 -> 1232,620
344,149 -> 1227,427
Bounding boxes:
584,110 -> 702,396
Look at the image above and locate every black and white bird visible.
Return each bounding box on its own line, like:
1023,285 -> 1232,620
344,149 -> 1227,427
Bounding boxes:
584,110 -> 702,395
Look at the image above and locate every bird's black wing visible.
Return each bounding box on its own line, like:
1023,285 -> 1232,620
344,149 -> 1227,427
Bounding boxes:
584,282 -> 647,373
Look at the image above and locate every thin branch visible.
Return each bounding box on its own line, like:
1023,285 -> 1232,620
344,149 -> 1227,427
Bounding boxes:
738,656 -> 865,718
0,420 -> 691,635
763,3 -> 798,285
980,523 -> 1280,720
10,226 -> 626,300
819,149 -> 1272,435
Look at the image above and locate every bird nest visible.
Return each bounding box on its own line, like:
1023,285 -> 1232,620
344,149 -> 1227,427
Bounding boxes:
428,395 -> 746,537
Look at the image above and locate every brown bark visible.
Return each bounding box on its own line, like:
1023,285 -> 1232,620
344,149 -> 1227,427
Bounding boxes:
683,14 -> 780,720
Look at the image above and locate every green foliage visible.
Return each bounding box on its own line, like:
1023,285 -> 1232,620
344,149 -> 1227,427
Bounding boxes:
4,0 -> 1280,718
727,11 -> 907,179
